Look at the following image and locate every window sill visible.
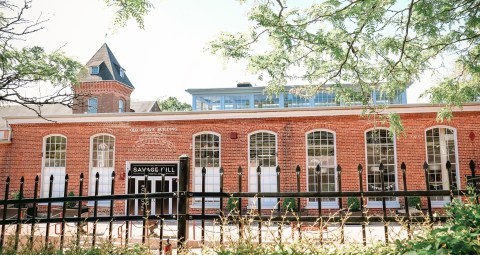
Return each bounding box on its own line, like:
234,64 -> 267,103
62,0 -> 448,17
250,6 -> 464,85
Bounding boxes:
305,202 -> 339,210
191,203 -> 219,209
366,201 -> 400,209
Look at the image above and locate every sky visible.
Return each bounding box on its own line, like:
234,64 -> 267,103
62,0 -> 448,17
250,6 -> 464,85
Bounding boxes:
19,0 -> 439,105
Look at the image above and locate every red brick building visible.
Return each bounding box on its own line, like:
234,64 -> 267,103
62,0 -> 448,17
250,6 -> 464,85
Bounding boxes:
0,44 -> 479,215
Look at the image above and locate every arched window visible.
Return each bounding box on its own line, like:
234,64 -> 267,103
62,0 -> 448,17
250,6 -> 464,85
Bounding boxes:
365,129 -> 398,207
90,134 -> 115,199
425,127 -> 459,204
118,99 -> 125,113
42,135 -> 67,198
306,130 -> 336,207
249,131 -> 277,208
193,133 -> 220,206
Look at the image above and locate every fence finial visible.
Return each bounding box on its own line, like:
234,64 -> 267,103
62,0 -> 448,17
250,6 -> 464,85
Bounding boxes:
237,166 -> 242,175
202,167 -> 206,175
295,165 -> 300,174
401,162 -> 406,172
220,166 -> 224,175
20,176 -> 24,183
276,165 -> 281,173
446,161 -> 452,169
80,173 -> 84,180
65,174 -> 69,181
357,164 -> 363,173
111,171 -> 116,178
337,164 -> 342,173
316,164 -> 321,173
470,160 -> 475,172
50,175 -> 54,181
423,161 -> 429,171
95,172 -> 100,179
35,175 -> 39,182
256,165 -> 261,175
379,163 -> 384,173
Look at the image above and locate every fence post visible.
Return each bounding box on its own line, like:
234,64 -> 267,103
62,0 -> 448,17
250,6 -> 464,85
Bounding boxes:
77,173 -> 84,246
295,165 -> 301,239
0,176 -> 10,251
358,164 -> 366,246
29,175 -> 39,249
14,176 -> 24,251
45,175 -> 54,249
109,171 -> 116,243
201,166 -> 206,245
379,163 -> 388,243
142,169 -> 149,244
92,172 -> 100,248
401,162 -> 411,239
337,164 -> 344,244
237,166 -> 243,240
257,165 -> 262,244
60,174 -> 69,251
219,166 -> 224,244
316,165 -> 322,245
125,171 -> 132,246
446,161 -> 454,201
276,166 -> 281,243
423,162 -> 433,220
177,155 -> 190,249
470,160 -> 478,204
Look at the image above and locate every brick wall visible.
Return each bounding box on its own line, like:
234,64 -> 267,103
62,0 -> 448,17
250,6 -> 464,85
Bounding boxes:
72,81 -> 133,113
0,111 -> 479,214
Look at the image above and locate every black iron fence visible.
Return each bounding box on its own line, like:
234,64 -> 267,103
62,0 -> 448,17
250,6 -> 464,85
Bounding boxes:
0,156 -> 478,252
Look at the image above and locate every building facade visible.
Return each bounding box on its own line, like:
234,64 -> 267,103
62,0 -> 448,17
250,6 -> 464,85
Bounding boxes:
0,44 -> 479,216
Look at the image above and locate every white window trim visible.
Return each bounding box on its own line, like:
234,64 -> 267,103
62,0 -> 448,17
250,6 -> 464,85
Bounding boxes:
305,129 -> 339,209
247,130 -> 278,210
192,131 -> 221,209
40,134 -> 67,204
364,128 -> 400,209
90,66 -> 99,75
424,126 -> 460,208
88,133 -> 115,206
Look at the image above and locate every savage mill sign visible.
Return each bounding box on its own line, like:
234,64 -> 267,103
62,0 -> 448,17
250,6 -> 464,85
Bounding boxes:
129,163 -> 178,177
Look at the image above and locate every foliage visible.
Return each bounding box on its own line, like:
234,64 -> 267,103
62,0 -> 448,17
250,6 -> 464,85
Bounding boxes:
104,0 -> 153,29
0,0 -> 84,114
157,96 -> 192,112
226,197 -> 239,213
66,191 -> 76,209
281,198 -> 297,212
395,193 -> 480,255
347,197 -> 360,212
207,0 -> 480,130
407,196 -> 421,210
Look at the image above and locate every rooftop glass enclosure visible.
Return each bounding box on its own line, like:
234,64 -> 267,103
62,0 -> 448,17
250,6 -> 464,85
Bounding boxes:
186,85 -> 407,111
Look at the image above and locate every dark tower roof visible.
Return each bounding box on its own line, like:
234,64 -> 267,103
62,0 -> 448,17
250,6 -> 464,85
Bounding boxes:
80,43 -> 134,89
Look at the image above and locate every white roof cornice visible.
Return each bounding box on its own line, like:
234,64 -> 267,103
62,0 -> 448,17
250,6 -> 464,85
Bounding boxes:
4,103 -> 480,125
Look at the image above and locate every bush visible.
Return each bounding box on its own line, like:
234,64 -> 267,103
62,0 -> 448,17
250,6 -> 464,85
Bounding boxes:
407,196 -> 421,209
347,197 -> 360,211
66,191 -> 77,209
227,197 -> 239,212
282,198 -> 297,212
395,192 -> 480,254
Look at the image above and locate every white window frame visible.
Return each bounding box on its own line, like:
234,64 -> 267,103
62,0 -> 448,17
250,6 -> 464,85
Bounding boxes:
119,68 -> 125,78
118,99 -> 125,113
90,66 -> 99,75
305,129 -> 338,209
248,130 -> 278,209
424,126 -> 460,208
364,128 -> 399,208
89,134 -> 115,206
87,97 -> 98,113
41,135 -> 67,199
191,132 -> 221,208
